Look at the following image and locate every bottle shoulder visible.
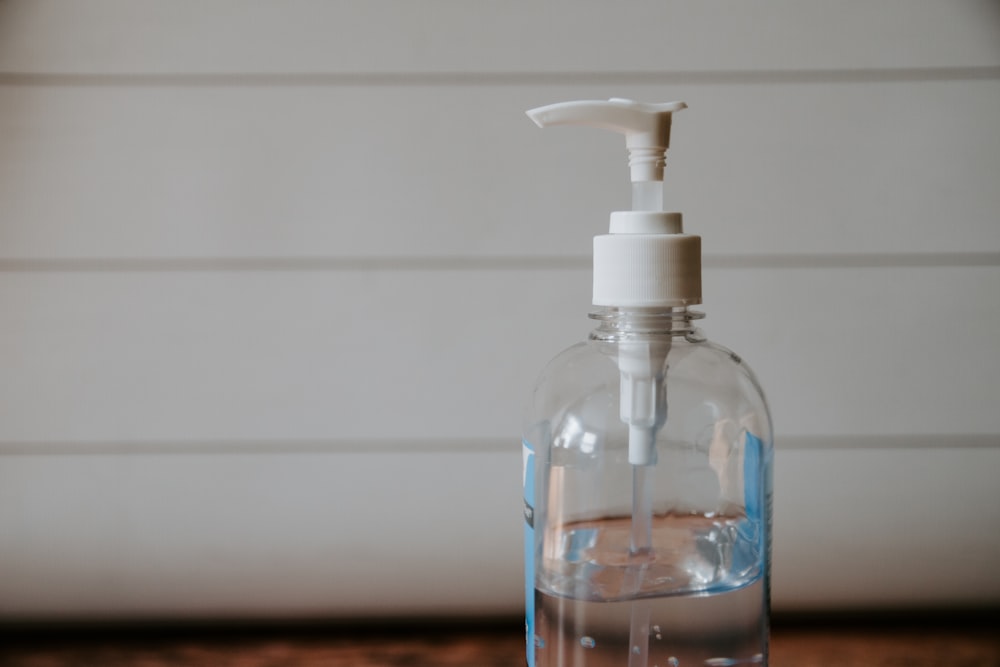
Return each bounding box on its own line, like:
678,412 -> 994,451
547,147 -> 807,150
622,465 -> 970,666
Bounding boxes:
527,332 -> 772,444
538,333 -> 764,393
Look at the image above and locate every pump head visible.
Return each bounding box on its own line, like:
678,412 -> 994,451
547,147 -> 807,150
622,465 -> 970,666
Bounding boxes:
527,98 -> 686,182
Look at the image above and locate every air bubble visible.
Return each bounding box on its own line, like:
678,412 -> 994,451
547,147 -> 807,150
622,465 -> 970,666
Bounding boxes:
580,636 -> 596,649
533,636 -> 545,649
633,646 -> 642,655
667,658 -> 680,667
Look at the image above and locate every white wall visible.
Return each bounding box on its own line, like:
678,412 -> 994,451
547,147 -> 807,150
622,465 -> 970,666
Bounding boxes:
0,1 -> 998,619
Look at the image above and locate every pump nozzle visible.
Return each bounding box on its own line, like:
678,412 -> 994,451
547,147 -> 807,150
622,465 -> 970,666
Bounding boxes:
527,98 -> 686,182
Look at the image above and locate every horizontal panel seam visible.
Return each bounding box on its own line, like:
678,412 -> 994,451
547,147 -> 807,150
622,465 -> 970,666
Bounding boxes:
0,67 -> 998,88
0,435 -> 995,456
0,253 -> 996,272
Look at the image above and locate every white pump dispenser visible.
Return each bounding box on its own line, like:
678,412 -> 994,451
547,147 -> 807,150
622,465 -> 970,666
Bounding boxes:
527,98 -> 699,465
527,98 -> 700,309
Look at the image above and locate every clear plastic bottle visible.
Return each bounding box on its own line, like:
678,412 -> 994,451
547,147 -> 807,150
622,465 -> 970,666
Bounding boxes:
521,99 -> 773,667
523,307 -> 772,667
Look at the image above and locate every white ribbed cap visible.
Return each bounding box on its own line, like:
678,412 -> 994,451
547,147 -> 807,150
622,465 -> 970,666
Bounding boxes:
593,212 -> 701,307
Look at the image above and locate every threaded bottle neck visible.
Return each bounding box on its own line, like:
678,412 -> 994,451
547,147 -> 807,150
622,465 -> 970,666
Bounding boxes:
589,306 -> 704,341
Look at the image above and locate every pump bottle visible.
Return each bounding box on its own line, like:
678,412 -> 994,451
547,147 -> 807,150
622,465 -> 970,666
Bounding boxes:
522,99 -> 773,667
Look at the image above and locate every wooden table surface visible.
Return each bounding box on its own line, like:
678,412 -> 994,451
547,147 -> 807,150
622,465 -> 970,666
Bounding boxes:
1,615 -> 998,667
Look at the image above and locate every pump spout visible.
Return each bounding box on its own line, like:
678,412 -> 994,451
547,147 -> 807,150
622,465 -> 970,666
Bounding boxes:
527,98 -> 686,181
